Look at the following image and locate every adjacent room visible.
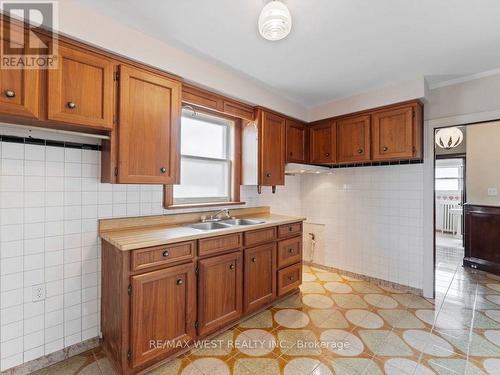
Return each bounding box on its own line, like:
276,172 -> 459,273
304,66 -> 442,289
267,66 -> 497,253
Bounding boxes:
1,1 -> 500,374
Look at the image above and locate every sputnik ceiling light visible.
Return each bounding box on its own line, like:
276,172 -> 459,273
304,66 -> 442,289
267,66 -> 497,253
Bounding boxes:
258,1 -> 292,41
435,127 -> 464,149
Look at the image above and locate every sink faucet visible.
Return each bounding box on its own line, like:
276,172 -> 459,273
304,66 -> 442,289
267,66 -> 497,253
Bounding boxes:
202,208 -> 231,222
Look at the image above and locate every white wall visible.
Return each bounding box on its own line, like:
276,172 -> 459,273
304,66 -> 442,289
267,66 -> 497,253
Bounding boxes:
466,121 -> 500,206
308,78 -> 426,121
301,165 -> 424,289
0,134 -> 302,371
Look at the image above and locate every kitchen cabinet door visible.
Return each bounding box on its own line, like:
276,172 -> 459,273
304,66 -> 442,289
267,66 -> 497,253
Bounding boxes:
0,22 -> 40,119
337,115 -> 371,163
258,109 -> 285,186
197,251 -> 242,336
244,243 -> 276,314
310,121 -> 335,164
286,119 -> 308,163
130,263 -> 196,368
47,43 -> 114,129
117,65 -> 181,184
372,105 -> 417,160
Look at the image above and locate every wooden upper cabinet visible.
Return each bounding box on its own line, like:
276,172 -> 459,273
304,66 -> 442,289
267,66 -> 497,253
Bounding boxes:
117,65 -> 181,184
244,243 -> 276,314
182,83 -> 254,121
372,104 -> 421,160
197,251 -> 242,336
310,121 -> 335,164
336,115 -> 371,163
47,44 -> 114,129
286,119 -> 308,163
0,23 -> 40,119
258,109 -> 286,186
130,263 -> 196,368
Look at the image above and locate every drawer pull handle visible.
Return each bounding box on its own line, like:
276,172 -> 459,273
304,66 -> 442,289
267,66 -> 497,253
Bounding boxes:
67,101 -> 77,109
162,250 -> 169,257
229,264 -> 235,270
289,152 -> 293,156
252,257 -> 256,263
160,167 -> 167,173
288,248 -> 294,253
358,148 -> 363,154
288,226 -> 293,232
4,90 -> 15,98
325,152 -> 330,157
266,173 -> 271,178
383,146 -> 388,151
176,278 -> 183,285
288,275 -> 294,281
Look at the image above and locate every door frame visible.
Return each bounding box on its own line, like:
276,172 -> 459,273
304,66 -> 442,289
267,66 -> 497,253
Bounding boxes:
423,109 -> 500,298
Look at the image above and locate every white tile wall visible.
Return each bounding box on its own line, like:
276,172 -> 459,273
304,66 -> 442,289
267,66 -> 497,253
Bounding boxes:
0,139 -> 302,370
0,138 -> 424,371
301,165 -> 424,289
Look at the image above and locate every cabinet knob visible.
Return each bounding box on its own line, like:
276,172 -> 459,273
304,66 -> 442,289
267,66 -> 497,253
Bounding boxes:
288,275 -> 294,281
67,101 -> 76,109
383,146 -> 388,152
325,153 -> 330,157
162,250 -> 169,257
266,173 -> 271,178
288,226 -> 293,232
289,152 -> 293,156
160,167 -> 167,173
288,248 -> 294,253
252,257 -> 256,263
357,149 -> 363,154
229,263 -> 235,270
176,278 -> 183,285
4,89 -> 15,98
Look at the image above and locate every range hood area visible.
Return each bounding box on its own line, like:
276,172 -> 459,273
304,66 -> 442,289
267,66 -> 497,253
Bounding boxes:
285,162 -> 333,175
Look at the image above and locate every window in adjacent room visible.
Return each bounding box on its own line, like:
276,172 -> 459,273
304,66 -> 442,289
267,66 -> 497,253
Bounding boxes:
164,107 -> 241,208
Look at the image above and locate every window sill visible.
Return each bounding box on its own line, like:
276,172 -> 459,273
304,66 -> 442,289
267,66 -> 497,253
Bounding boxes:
164,201 -> 246,210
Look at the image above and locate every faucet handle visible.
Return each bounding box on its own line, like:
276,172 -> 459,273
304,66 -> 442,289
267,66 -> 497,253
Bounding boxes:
200,215 -> 207,222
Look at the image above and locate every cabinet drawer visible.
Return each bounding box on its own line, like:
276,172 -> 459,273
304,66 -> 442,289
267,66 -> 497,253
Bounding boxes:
198,233 -> 242,257
277,263 -> 302,296
131,241 -> 195,272
277,236 -> 303,269
278,222 -> 302,238
244,227 -> 277,247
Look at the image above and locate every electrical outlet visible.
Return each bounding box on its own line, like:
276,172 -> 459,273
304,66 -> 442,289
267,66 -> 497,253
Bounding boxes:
32,284 -> 45,302
488,187 -> 498,197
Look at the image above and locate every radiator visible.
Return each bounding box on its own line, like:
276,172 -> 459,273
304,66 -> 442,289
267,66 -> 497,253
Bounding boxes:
436,200 -> 460,232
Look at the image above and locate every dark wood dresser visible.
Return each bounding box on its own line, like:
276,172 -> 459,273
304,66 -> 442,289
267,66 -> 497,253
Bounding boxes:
463,204 -> 500,274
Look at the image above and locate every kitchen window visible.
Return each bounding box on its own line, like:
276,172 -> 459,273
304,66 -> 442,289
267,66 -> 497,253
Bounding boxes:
164,107 -> 242,208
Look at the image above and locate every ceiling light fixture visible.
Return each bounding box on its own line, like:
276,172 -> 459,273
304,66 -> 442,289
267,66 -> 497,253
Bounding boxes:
258,1 -> 292,41
435,127 -> 464,149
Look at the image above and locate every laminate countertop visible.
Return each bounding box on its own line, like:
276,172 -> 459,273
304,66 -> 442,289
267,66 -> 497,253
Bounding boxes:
99,213 -> 306,251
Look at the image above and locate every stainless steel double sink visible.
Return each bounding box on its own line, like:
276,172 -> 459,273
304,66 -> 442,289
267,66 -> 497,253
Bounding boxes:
186,218 -> 265,231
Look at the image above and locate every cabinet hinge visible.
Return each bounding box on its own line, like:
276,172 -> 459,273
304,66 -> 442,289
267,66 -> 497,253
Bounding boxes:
127,350 -> 131,360
114,72 -> 120,81
194,321 -> 199,329
127,284 -> 132,295
114,167 -> 118,177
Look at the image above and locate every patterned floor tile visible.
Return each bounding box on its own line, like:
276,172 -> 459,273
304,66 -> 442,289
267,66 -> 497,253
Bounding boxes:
300,282 -> 327,294
359,330 -> 414,357
330,294 -> 369,309
316,272 -> 343,282
363,294 -> 399,309
403,330 -> 456,357
308,309 -> 350,329
379,309 -> 427,329
319,329 -> 365,357
427,358 -> 487,375
278,329 -> 322,356
324,281 -> 353,294
283,357 -> 333,375
274,309 -> 310,328
345,309 -> 384,329
438,330 -> 500,357
350,281 -> 383,294
381,357 -> 435,375
330,357 -> 384,374
302,294 -> 334,308
392,294 -> 434,309
239,310 -> 274,329
274,293 -> 305,309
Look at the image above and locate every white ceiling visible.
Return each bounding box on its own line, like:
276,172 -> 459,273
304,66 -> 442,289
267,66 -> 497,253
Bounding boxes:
84,0 -> 500,107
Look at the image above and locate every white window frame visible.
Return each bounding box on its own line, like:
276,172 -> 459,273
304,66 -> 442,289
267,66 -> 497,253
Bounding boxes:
173,108 -> 234,205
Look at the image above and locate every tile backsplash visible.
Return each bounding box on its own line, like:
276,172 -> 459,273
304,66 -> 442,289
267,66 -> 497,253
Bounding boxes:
0,138 -> 303,370
0,135 -> 423,371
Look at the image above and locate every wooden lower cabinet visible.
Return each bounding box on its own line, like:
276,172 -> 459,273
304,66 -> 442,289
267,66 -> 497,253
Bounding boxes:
197,251 -> 243,336
101,222 -> 303,374
130,263 -> 196,368
244,243 -> 276,314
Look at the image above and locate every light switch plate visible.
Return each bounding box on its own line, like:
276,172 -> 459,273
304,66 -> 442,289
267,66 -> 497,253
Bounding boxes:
488,187 -> 498,196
